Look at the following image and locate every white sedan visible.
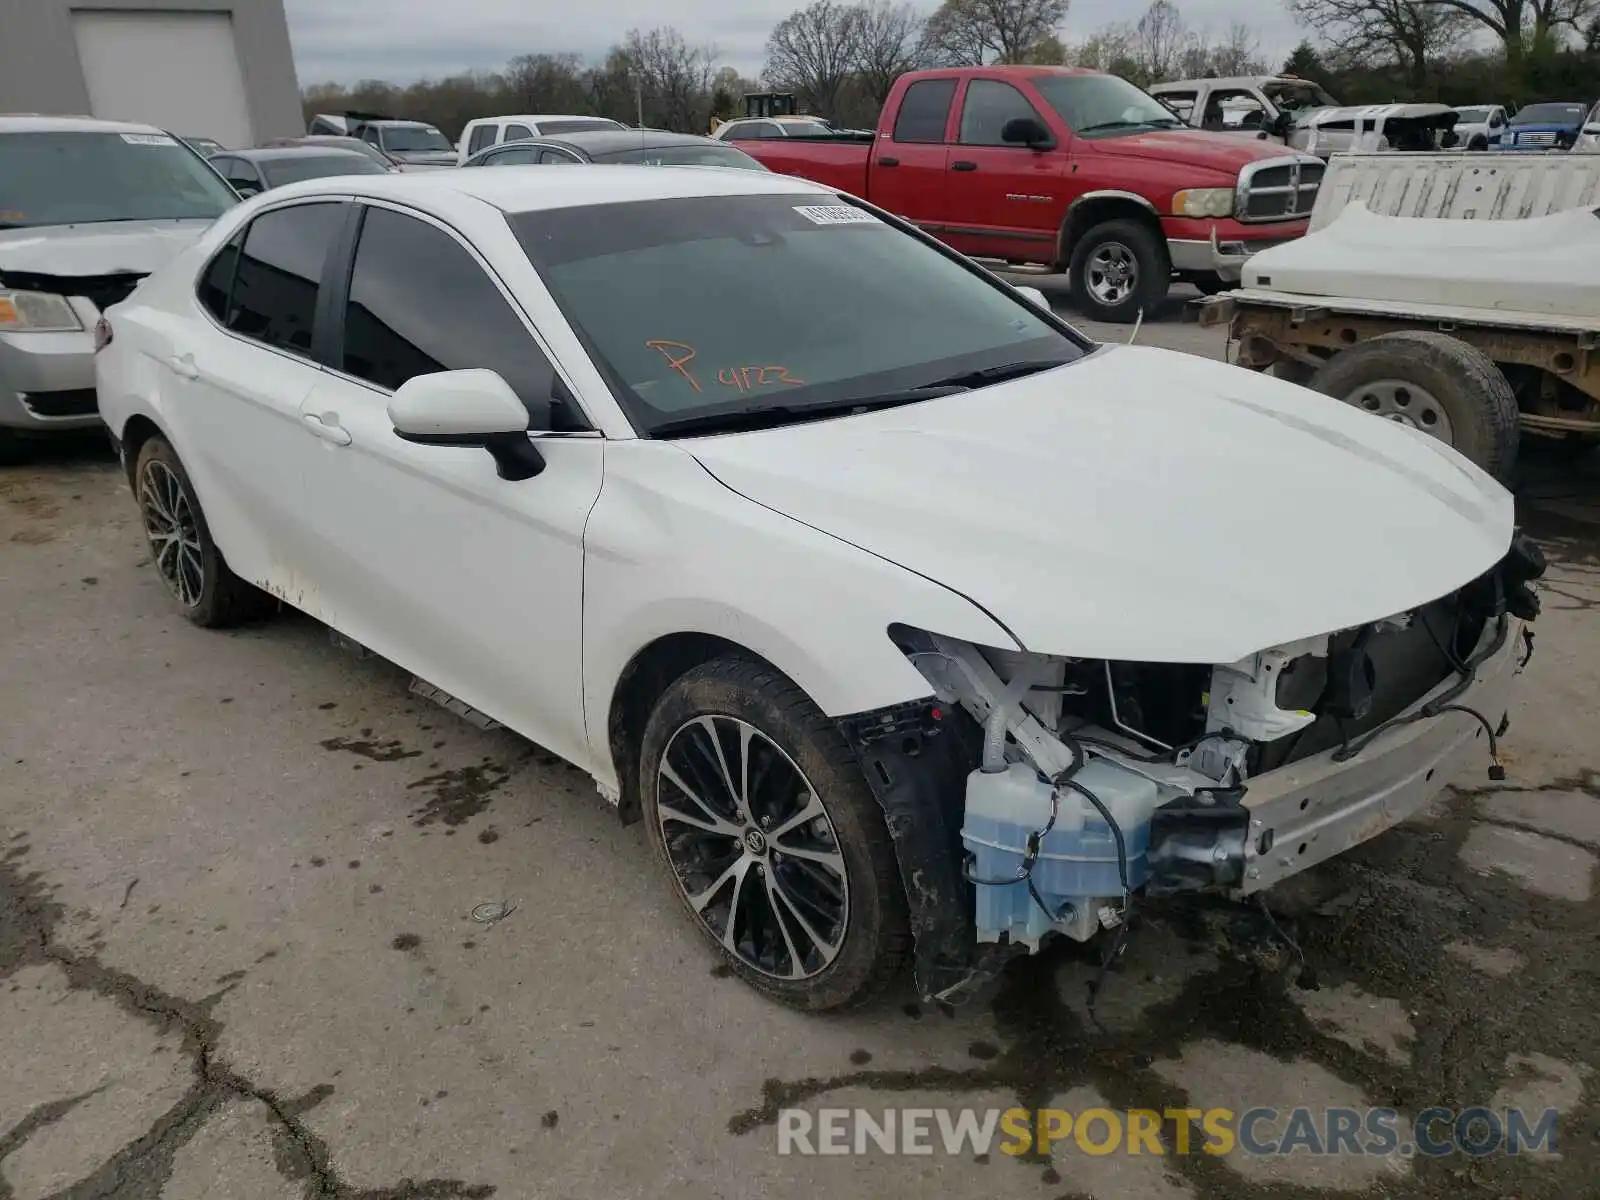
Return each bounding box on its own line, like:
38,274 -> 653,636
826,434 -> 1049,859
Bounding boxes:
95,166 -> 1541,1010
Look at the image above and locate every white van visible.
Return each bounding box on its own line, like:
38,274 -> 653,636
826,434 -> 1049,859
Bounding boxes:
456,115 -> 626,163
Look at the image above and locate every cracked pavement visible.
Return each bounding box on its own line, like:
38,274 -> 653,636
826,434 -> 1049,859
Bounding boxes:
3,301 -> 1599,1199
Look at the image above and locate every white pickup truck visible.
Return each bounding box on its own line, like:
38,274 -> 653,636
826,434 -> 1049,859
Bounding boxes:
1150,76 -> 1459,157
1199,151 -> 1600,476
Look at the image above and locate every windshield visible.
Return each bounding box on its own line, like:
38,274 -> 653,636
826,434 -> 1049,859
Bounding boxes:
1511,103 -> 1585,125
381,125 -> 452,152
509,193 -> 1088,436
1454,106 -> 1492,122
262,154 -> 388,187
1030,75 -> 1186,137
1261,80 -> 1338,111
0,131 -> 237,229
593,144 -> 768,171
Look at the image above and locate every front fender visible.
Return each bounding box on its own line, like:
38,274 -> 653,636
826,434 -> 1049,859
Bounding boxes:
581,442 -> 1018,790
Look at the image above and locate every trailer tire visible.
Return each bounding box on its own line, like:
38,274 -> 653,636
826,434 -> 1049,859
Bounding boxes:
1309,331 -> 1520,479
1069,219 -> 1169,324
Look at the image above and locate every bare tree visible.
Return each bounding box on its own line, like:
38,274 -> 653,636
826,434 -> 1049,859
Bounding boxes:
1408,0 -> 1597,61
764,0 -> 864,118
624,26 -> 717,131
1212,21 -> 1269,73
1291,0 -> 1468,85
504,53 -> 587,113
921,0 -> 1071,65
854,0 -> 929,105
1068,24 -> 1136,70
1130,0 -> 1193,81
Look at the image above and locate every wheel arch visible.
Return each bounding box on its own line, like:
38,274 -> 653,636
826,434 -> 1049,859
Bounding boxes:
1057,192 -> 1163,269
120,414 -> 167,489
606,631 -> 797,824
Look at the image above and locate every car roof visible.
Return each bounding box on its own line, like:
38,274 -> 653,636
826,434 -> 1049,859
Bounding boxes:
0,114 -> 173,135
477,114 -> 618,124
505,129 -> 733,155
229,146 -> 378,162
261,163 -> 831,214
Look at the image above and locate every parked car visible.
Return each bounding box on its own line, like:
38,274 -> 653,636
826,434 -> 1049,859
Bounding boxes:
1496,100 -> 1592,151
736,65 -> 1321,321
457,114 -> 627,164
181,135 -> 227,157
352,119 -> 458,168
1148,76 -> 1459,156
1451,105 -> 1508,150
262,135 -> 402,171
95,165 -> 1541,1009
711,116 -> 836,141
206,148 -> 388,196
461,130 -> 767,171
0,115 -> 239,460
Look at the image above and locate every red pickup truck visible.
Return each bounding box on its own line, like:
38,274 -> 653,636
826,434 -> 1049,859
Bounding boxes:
739,66 -> 1321,322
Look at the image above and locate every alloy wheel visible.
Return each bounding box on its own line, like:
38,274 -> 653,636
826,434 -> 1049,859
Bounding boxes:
655,715 -> 849,980
139,460 -> 205,607
1087,242 -> 1138,307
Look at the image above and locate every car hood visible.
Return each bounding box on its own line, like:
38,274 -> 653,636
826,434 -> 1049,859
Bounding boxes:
684,345 -> 1514,664
0,219 -> 216,278
1087,129 -> 1293,176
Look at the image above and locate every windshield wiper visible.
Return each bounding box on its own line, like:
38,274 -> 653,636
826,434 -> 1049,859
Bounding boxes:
919,359 -> 1071,389
648,392 -> 954,438
1078,118 -> 1183,134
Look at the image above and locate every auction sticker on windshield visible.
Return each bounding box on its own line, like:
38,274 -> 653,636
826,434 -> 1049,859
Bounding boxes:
121,133 -> 176,146
793,205 -> 879,226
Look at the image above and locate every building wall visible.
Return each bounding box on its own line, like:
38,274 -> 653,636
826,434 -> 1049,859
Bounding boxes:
0,0 -> 303,142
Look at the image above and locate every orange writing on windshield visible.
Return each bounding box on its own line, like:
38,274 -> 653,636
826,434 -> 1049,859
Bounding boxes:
646,339 -> 703,393
717,366 -> 805,391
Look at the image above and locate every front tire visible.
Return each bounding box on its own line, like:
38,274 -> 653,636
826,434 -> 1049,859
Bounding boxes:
1308,332 -> 1521,479
134,436 -> 274,627
640,657 -> 910,1010
1069,218 -> 1169,323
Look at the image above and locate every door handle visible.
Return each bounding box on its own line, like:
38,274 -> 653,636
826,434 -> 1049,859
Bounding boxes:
168,353 -> 199,380
302,411 -> 353,446
878,156 -> 900,167
951,160 -> 978,171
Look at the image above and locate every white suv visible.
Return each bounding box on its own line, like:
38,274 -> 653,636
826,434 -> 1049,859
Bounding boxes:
456,115 -> 626,164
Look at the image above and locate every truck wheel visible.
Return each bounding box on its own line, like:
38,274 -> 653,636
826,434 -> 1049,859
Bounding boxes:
1069,219 -> 1169,324
1308,331 -> 1520,478
134,436 -> 275,627
639,656 -> 910,1011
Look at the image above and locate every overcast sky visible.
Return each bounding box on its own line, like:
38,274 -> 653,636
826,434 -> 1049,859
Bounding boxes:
284,0 -> 1305,86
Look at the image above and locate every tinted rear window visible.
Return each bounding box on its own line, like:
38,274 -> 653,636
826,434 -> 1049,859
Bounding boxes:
538,119 -> 625,135
262,154 -> 387,187
0,131 -> 237,229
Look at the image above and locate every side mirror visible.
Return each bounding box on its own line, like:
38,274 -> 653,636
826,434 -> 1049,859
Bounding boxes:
1015,285 -> 1052,311
389,369 -> 546,480
1001,116 -> 1053,149
1270,111 -> 1294,138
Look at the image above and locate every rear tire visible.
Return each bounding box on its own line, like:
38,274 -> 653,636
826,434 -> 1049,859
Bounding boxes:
639,656 -> 910,1011
134,436 -> 274,627
1069,219 -> 1169,324
1308,331 -> 1521,479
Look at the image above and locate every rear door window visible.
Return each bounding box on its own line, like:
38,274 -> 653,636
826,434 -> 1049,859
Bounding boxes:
197,229 -> 245,322
468,124 -> 497,153
226,202 -> 346,357
893,79 -> 957,143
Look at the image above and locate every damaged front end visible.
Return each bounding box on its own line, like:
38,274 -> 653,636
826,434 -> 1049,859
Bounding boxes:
839,532 -> 1545,1003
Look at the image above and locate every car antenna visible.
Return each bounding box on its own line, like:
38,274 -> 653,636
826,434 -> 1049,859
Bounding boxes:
1127,306 -> 1144,345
